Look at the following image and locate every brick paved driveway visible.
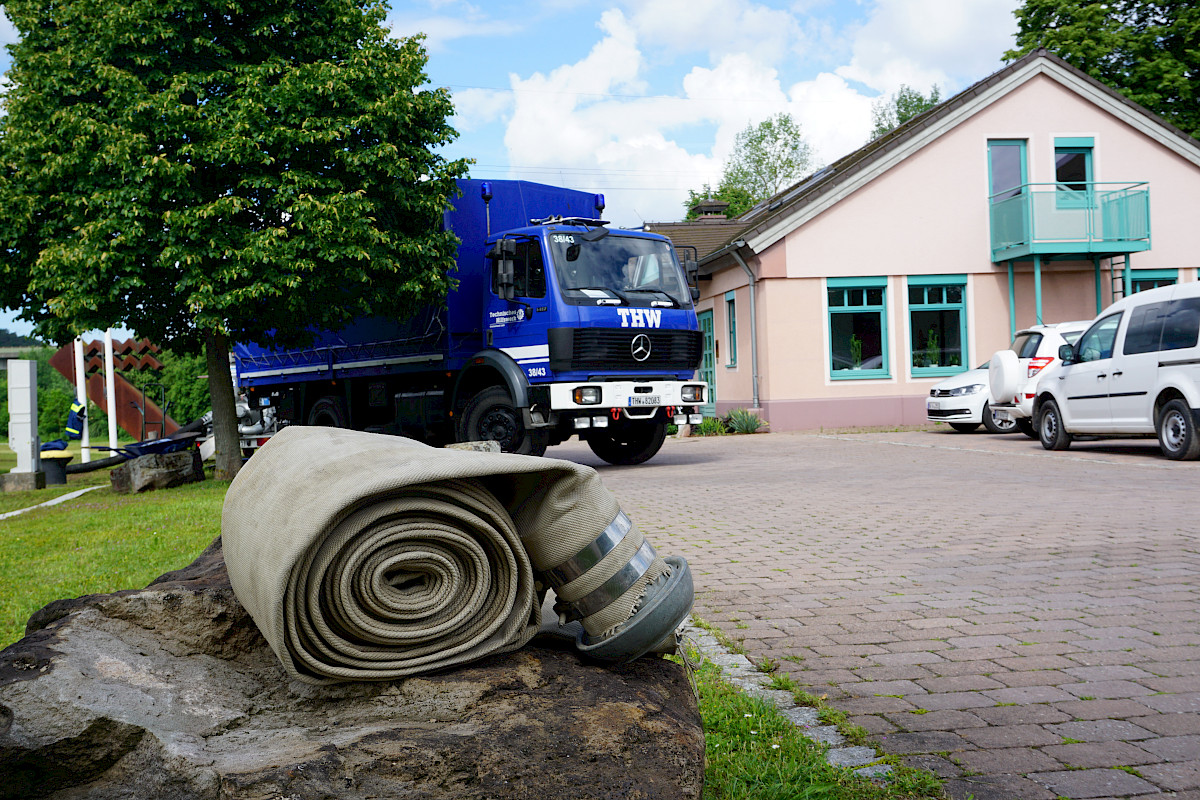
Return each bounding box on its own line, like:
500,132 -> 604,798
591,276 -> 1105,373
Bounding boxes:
550,430 -> 1200,800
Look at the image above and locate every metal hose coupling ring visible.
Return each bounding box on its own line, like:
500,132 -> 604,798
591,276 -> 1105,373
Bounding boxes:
543,510 -> 694,664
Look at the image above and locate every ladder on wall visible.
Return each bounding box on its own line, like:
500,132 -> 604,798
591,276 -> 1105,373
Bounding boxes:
1109,254 -> 1130,303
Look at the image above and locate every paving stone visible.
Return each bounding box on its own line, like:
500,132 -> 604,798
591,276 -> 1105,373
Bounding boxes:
1052,698 -> 1157,720
877,730 -> 971,755
1134,712 -> 1200,736
913,691 -> 996,711
902,753 -> 963,778
826,746 -> 876,767
916,675 -> 1007,693
1064,665 -> 1157,681
1059,714 -> 1158,737
1030,767 -> 1160,798
1041,741 -> 1159,769
804,725 -> 845,746
853,764 -> 894,779
972,704 -> 1073,726
985,685 -> 1080,704
1062,680 -> 1157,699
780,706 -> 821,726
1140,692 -> 1200,713
953,746 -> 1063,775
959,723 -> 1063,748
1137,734 -> 1200,761
885,709 -> 988,732
943,774 -> 1057,800
1139,760 -> 1200,792
991,670 -> 1075,688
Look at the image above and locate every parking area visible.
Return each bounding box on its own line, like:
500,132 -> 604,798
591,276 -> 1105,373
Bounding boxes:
551,428 -> 1200,800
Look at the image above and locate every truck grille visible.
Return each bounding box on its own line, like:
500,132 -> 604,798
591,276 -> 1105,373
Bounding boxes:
548,328 -> 703,372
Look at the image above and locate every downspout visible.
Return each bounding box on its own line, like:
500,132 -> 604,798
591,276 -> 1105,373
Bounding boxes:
729,242 -> 761,410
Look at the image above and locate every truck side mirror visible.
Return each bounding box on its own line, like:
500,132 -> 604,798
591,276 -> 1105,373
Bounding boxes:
684,258 -> 698,287
488,239 -> 517,300
690,286 -> 700,303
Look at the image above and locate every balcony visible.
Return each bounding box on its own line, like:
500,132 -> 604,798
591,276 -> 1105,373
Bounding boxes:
989,181 -> 1150,263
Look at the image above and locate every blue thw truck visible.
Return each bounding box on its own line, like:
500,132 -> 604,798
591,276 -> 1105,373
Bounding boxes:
232,179 -> 707,464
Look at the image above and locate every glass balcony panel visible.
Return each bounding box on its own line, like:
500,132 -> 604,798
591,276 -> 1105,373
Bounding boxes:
989,182 -> 1149,261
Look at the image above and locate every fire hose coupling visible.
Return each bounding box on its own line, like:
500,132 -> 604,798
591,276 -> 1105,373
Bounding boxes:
544,509 -> 694,664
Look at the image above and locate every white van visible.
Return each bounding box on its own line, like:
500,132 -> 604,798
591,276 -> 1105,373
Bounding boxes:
1030,281 -> 1200,459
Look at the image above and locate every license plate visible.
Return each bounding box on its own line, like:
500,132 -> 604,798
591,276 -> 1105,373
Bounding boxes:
995,409 -> 1014,421
629,395 -> 660,406
928,400 -> 941,410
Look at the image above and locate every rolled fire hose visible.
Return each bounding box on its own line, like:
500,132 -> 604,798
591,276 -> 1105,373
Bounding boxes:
222,426 -> 693,684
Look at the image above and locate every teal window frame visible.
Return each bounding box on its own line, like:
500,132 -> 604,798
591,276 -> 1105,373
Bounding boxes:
1131,268 -> 1177,294
1054,137 -> 1093,209
827,276 -> 889,380
908,275 -> 968,377
988,139 -> 1027,202
724,290 -> 737,367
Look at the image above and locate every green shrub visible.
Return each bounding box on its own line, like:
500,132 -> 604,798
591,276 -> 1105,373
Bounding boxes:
725,407 -> 768,434
695,416 -> 728,436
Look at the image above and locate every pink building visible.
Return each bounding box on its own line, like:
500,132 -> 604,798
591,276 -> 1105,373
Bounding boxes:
647,50 -> 1200,431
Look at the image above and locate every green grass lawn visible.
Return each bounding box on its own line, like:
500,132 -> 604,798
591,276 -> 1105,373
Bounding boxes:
0,451 -> 222,646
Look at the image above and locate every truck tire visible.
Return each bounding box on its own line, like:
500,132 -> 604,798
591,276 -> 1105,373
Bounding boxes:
1038,399 -> 1071,451
586,422 -> 667,465
308,396 -> 348,428
1157,399 -> 1200,461
461,386 -> 547,456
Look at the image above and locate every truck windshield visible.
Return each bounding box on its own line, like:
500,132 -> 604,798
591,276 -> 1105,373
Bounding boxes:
548,233 -> 690,307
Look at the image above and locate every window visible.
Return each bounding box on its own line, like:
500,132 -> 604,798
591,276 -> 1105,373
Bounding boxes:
908,276 -> 966,376
1123,302 -> 1168,355
1055,137 -> 1093,208
1131,269 -> 1178,294
988,140 -> 1027,202
828,277 -> 887,378
1076,313 -> 1122,362
1160,298 -> 1200,352
725,291 -> 737,366
491,240 -> 546,298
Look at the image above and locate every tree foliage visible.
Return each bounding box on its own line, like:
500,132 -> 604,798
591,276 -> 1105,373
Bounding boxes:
0,0 -> 468,477
685,113 -> 816,219
1006,0 -> 1200,139
869,84 -> 943,140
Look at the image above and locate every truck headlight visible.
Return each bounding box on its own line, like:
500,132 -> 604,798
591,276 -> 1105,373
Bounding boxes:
681,385 -> 704,403
573,386 -> 602,405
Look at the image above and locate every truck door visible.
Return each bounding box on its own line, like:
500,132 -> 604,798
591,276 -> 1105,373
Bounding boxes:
487,238 -> 552,381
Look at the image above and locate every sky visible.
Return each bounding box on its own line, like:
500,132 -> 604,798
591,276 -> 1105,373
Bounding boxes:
0,0 -> 1023,338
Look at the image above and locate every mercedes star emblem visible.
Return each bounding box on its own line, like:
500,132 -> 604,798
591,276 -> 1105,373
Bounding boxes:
631,333 -> 652,362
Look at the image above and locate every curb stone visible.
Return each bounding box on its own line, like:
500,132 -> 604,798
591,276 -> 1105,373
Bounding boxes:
682,621 -> 892,780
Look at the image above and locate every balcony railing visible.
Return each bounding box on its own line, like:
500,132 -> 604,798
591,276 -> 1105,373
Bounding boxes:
989,181 -> 1150,262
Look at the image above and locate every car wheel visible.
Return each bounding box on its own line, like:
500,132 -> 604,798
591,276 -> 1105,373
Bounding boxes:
1014,417 -> 1037,439
1156,399 -> 1200,461
982,402 -> 1016,434
1038,399 -> 1072,451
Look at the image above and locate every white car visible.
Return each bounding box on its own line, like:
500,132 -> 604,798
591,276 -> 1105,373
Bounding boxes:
1033,282 -> 1200,459
927,363 -> 1016,433
988,321 -> 1090,438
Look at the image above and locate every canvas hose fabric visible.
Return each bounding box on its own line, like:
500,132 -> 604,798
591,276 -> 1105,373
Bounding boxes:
222,426 -> 688,684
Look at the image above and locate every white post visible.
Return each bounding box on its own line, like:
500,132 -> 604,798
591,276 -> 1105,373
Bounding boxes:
73,337 -> 91,463
104,329 -> 118,449
7,359 -> 40,473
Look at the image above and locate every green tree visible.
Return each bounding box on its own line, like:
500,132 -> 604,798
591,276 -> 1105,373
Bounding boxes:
0,0 -> 468,479
1006,1 -> 1200,139
869,84 -> 943,140
685,113 -> 816,218
682,182 -> 756,220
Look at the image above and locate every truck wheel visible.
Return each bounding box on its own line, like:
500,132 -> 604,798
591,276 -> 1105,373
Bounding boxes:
1157,399 -> 1200,460
587,422 -> 667,465
1014,417 -> 1036,439
308,396 -> 348,428
1038,399 -> 1071,451
461,386 -> 547,456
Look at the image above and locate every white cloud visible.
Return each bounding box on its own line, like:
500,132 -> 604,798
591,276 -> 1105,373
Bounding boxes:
387,3 -> 522,52
0,8 -> 17,46
448,87 -> 512,133
621,0 -> 807,66
837,0 -> 1020,94
786,72 -> 875,165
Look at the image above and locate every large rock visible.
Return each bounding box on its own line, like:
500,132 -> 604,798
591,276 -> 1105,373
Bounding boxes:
109,450 -> 204,494
0,540 -> 703,799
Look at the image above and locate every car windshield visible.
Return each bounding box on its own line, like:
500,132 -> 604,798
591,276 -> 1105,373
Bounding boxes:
548,233 -> 690,307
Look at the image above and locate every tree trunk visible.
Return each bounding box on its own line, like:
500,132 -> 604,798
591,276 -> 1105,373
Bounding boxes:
205,330 -> 242,481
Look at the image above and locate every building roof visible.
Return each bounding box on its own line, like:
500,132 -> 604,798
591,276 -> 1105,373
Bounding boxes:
647,49 -> 1200,269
